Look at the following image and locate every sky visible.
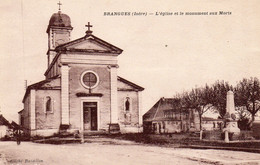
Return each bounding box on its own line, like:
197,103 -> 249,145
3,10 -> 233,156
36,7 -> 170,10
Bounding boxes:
0,0 -> 260,122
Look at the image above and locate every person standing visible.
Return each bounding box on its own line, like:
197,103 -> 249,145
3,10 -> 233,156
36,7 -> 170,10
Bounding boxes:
16,129 -> 21,145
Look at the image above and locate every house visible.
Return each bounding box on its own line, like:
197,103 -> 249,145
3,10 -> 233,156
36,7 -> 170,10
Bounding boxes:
19,8 -> 144,137
143,97 -> 200,134
0,115 -> 11,138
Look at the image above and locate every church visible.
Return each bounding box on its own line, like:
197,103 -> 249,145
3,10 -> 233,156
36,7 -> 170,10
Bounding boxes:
19,8 -> 144,137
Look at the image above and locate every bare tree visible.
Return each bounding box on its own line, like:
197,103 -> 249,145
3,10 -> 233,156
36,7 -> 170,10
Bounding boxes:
183,86 -> 212,130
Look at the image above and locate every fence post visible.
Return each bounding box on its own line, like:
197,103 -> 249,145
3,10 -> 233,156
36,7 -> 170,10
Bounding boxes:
224,130 -> 229,143
200,130 -> 203,140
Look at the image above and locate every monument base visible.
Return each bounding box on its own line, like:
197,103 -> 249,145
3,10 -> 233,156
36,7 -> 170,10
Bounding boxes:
224,121 -> 240,133
223,121 -> 240,141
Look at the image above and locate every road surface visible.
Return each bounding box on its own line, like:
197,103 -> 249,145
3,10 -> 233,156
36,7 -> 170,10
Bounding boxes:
0,139 -> 259,165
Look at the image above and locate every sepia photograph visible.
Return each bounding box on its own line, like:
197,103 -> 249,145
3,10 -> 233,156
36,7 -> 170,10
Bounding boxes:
0,0 -> 260,164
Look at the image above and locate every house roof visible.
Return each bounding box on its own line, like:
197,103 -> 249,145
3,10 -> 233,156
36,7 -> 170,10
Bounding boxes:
11,121 -> 20,129
143,97 -> 183,122
143,99 -> 161,122
0,115 -> 11,127
117,76 -> 144,91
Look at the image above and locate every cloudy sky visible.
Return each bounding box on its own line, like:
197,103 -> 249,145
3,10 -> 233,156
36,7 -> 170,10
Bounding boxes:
0,0 -> 260,122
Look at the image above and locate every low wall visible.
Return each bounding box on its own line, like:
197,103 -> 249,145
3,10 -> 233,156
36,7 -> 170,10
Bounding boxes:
120,125 -> 143,133
31,129 -> 59,137
252,122 -> 260,139
203,130 -> 253,141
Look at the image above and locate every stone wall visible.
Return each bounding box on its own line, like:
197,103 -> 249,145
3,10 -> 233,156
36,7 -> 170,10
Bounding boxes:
0,126 -> 8,138
164,121 -> 182,133
22,93 -> 31,135
118,91 -> 139,126
35,89 -> 61,131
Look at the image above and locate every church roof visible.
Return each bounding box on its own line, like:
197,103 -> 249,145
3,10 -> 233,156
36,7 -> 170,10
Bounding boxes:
47,11 -> 73,33
18,109 -> 24,114
22,76 -> 61,103
55,33 -> 123,54
117,76 -> 144,91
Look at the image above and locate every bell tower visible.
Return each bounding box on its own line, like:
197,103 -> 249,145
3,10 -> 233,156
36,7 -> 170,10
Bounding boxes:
46,2 -> 73,66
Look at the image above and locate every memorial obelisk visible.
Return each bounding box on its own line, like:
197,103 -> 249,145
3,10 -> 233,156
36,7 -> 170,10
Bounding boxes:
223,91 -> 240,140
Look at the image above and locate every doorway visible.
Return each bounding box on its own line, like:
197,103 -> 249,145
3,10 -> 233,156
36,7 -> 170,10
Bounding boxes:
83,102 -> 97,131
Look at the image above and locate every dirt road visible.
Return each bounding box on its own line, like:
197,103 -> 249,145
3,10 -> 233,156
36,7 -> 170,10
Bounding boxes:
0,140 -> 259,165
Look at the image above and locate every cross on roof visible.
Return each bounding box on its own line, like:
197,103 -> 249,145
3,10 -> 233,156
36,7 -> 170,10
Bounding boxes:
57,1 -> 62,11
85,22 -> 93,31
85,22 -> 93,35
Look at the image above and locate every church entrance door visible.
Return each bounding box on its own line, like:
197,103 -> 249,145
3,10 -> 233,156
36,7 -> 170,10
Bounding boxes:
83,102 -> 98,131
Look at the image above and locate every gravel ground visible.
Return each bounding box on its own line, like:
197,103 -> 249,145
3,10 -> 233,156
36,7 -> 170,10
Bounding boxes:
0,139 -> 260,165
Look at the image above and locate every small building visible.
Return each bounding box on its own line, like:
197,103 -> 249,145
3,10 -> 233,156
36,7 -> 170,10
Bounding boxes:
143,98 -> 200,134
0,115 -> 11,138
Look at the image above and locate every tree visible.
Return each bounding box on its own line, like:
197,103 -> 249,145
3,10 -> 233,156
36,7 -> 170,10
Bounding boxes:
183,86 -> 213,130
235,106 -> 250,121
235,106 -> 251,130
210,80 -> 232,118
235,77 -> 260,126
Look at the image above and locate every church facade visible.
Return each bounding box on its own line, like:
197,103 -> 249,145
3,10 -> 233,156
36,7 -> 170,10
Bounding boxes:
19,10 -> 144,136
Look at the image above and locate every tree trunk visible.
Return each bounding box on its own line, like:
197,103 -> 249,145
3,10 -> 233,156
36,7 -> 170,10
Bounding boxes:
250,114 -> 255,128
199,112 -> 202,131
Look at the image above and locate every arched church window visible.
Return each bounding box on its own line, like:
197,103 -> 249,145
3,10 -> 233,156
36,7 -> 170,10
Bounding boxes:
46,96 -> 52,112
44,96 -> 53,113
125,97 -> 130,111
81,71 -> 99,89
124,97 -> 131,124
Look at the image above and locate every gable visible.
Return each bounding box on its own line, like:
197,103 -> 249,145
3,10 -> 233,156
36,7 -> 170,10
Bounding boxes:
143,98 -> 182,121
153,99 -> 176,121
117,76 -> 144,91
117,79 -> 137,91
41,77 -> 61,88
67,39 -> 108,51
56,34 -> 123,54
22,76 -> 61,103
